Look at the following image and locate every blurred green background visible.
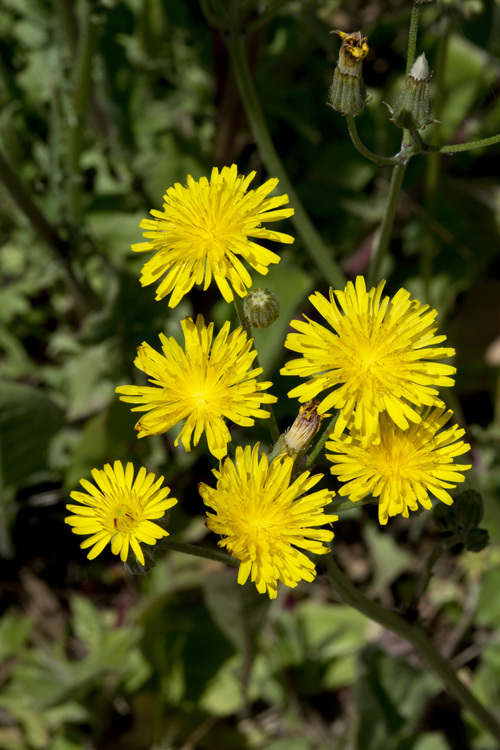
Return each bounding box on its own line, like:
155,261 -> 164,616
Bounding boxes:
1,0 -> 500,748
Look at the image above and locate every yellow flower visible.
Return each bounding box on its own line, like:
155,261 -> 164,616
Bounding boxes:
116,315 -> 277,460
132,164 -> 294,307
326,406 -> 471,525
199,444 -> 337,599
65,461 -> 177,564
281,276 -> 456,443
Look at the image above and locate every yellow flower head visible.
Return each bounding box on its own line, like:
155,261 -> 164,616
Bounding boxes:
326,406 -> 471,525
132,164 -> 294,307
334,30 -> 369,73
66,461 -> 177,564
281,276 -> 456,443
116,315 -> 277,460
199,444 -> 337,599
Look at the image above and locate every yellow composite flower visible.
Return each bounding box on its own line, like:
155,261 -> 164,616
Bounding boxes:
66,461 -> 177,564
281,276 -> 456,443
198,444 -> 337,599
116,315 -> 277,460
326,406 -> 471,525
132,164 -> 294,307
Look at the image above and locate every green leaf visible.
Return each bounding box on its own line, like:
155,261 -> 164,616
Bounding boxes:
364,521 -> 411,596
0,381 -> 64,486
0,609 -> 33,661
203,568 -> 270,653
353,644 -> 439,750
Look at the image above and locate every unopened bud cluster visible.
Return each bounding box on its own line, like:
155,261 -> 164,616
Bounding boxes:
433,489 -> 489,552
244,287 -> 280,329
328,31 -> 369,117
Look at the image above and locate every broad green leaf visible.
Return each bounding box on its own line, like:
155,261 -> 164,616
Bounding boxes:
0,381 -> 64,486
203,568 -> 269,653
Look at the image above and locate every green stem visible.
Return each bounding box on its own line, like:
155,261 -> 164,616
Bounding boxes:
67,2 -> 100,224
406,2 -> 421,74
246,0 -> 292,34
367,161 -> 407,286
0,149 -> 98,310
304,413 -> 338,470
439,134 -> 500,154
422,11 -> 450,304
227,30 -> 345,289
326,554 -> 500,743
0,441 -> 13,559
233,295 -> 280,443
163,539 -> 238,566
346,115 -> 400,167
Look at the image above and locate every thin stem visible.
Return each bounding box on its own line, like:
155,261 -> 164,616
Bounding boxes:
0,442 -> 14,559
367,161 -> 407,286
247,0 -> 293,34
406,2 -> 421,74
0,149 -> 68,257
227,30 -> 345,289
233,295 -> 280,443
346,115 -> 400,167
67,2 -> 100,224
163,539 -> 238,567
0,149 -> 98,310
439,134 -> 500,154
326,554 -> 500,743
422,11 -> 450,304
304,413 -> 338,470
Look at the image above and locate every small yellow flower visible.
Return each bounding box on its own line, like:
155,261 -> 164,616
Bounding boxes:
66,461 -> 177,564
199,444 -> 337,599
281,276 -> 456,443
116,315 -> 277,460
133,164 -> 294,307
326,406 -> 472,525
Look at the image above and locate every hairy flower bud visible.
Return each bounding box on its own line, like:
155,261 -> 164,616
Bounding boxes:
243,287 -> 280,329
389,53 -> 434,130
285,400 -> 325,457
328,30 -> 369,117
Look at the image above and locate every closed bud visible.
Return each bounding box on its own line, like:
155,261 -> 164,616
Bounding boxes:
432,502 -> 455,532
465,527 -> 489,553
285,400 -> 325,457
244,287 -> 279,329
389,53 -> 434,130
328,31 -> 369,117
454,489 -> 484,531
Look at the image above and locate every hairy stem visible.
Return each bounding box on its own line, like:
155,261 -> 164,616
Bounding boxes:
346,115 -> 399,167
367,161 -> 407,286
227,30 -> 345,289
326,555 -> 500,743
233,295 -> 280,443
164,539 -> 238,567
67,2 -> 100,224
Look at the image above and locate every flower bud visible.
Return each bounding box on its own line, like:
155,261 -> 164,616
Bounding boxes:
454,489 -> 484,531
328,31 -> 369,117
285,400 -> 325,457
465,527 -> 489,553
389,53 -> 433,130
243,288 -> 279,329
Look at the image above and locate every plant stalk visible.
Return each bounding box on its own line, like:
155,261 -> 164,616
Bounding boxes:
67,2 -> 100,225
326,554 -> 500,743
346,116 -> 399,167
227,30 -> 345,289
233,295 -> 280,443
367,161 -> 407,286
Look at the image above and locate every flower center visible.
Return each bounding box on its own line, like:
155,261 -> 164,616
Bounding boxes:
113,505 -> 137,533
